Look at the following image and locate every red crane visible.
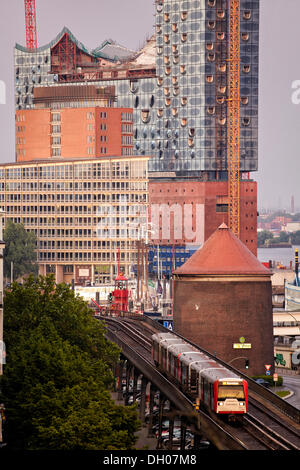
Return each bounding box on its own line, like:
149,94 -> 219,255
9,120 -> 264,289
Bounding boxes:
24,0 -> 37,49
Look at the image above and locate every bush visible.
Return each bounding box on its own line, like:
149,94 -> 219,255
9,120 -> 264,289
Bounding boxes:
251,375 -> 283,387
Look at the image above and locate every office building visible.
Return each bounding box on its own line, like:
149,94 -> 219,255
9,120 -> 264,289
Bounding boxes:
0,156 -> 148,284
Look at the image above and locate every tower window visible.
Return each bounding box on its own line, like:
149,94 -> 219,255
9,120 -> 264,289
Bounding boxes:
207,106 -> 215,115
243,65 -> 251,73
181,11 -> 188,21
207,53 -> 216,62
243,11 -> 251,20
242,118 -> 251,126
242,33 -> 250,41
141,109 -> 150,123
181,33 -> 188,43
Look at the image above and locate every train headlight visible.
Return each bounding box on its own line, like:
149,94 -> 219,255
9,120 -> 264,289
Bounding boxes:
239,402 -> 244,406
218,402 -> 223,406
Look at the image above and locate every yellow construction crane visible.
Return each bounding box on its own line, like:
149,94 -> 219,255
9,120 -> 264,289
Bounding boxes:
227,0 -> 240,238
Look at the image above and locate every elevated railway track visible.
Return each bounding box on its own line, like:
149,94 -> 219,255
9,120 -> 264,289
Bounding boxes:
97,314 -> 300,450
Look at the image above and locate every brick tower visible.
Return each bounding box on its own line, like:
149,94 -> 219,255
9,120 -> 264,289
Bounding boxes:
173,223 -> 274,376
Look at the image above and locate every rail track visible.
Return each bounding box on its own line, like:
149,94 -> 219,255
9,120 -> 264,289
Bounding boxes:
96,315 -> 300,450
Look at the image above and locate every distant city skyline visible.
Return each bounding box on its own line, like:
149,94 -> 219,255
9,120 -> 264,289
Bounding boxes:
0,0 -> 299,210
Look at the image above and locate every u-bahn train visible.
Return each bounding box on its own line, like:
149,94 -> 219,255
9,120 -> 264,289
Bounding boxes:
152,332 -> 248,419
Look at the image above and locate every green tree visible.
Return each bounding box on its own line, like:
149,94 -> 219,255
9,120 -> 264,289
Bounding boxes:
3,220 -> 38,280
0,275 -> 140,450
257,230 -> 273,247
275,231 -> 289,243
291,230 -> 300,245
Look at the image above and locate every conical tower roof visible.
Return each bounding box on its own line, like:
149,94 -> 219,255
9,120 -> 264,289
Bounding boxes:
174,223 -> 270,276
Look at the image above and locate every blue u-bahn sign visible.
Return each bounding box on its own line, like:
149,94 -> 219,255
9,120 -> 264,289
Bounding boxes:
163,321 -> 173,330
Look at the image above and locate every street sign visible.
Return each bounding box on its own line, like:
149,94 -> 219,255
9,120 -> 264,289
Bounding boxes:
265,364 -> 271,371
163,321 -> 173,331
266,370 -> 271,376
273,373 -> 278,382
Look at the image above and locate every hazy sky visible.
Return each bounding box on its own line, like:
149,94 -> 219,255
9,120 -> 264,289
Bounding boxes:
0,0 -> 299,211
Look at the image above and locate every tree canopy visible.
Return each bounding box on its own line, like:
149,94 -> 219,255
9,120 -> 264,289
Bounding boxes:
0,275 -> 140,450
3,220 -> 38,280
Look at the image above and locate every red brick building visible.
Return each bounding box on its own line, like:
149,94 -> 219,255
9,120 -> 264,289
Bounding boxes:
16,85 -> 133,162
173,224 -> 274,377
149,178 -> 257,256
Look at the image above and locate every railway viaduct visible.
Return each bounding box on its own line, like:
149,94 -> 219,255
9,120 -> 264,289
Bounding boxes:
98,314 -> 300,451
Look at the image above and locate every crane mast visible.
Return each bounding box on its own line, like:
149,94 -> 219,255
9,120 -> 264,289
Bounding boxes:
227,0 -> 240,237
24,0 -> 37,49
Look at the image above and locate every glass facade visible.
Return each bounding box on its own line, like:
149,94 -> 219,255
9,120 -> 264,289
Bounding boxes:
14,0 -> 259,178
150,0 -> 259,176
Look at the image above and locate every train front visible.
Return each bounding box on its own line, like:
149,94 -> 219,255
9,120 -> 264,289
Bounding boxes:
214,378 -> 248,415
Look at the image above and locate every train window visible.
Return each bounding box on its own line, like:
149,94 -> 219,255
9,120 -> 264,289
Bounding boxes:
210,384 -> 214,410
218,385 -> 244,399
201,378 -> 205,401
168,352 -> 172,372
162,348 -> 167,368
172,355 -> 176,376
182,364 -> 187,385
190,369 -> 197,390
204,380 -> 209,405
178,361 -> 182,381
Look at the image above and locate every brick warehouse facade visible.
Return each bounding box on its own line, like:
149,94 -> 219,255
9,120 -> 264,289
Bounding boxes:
149,177 -> 257,256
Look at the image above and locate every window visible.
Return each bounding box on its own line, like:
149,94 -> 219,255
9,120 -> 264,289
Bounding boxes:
243,65 -> 251,73
243,10 -> 251,20
217,10 -> 225,19
216,203 -> 228,213
181,33 -> 188,43
181,11 -> 188,21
